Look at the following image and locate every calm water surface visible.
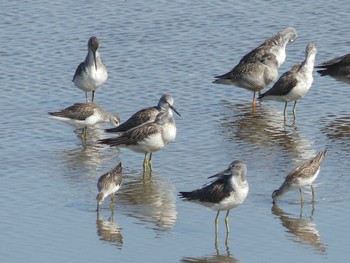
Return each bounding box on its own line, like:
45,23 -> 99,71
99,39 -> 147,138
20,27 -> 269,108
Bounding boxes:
1,1 -> 350,262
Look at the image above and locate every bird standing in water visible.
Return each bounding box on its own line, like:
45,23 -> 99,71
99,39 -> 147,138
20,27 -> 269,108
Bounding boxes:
99,95 -> 180,174
179,160 -> 249,234
96,162 -> 123,211
259,42 -> 317,118
213,27 -> 297,107
272,149 -> 327,204
73,36 -> 108,103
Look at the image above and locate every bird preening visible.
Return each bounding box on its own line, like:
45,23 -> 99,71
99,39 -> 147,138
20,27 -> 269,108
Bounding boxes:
213,27 -> 298,107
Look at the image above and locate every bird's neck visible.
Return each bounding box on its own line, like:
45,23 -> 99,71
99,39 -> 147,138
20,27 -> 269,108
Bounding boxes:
300,52 -> 316,74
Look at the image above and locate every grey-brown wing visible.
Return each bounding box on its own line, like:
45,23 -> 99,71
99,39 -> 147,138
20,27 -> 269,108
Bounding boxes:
72,62 -> 85,81
316,54 -> 350,68
239,45 -> 267,65
51,103 -> 97,120
106,107 -> 158,133
97,163 -> 122,191
285,151 -> 326,183
100,123 -> 161,147
181,178 -> 232,204
262,65 -> 300,96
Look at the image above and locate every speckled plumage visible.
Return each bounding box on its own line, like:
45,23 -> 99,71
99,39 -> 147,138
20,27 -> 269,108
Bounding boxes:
105,95 -> 174,133
213,27 -> 297,106
48,103 -> 120,128
99,95 -> 180,172
272,149 -> 327,204
213,53 -> 278,92
239,27 -> 298,67
96,162 -> 123,211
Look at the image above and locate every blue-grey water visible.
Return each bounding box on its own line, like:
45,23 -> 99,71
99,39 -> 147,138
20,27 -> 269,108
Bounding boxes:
1,1 -> 350,262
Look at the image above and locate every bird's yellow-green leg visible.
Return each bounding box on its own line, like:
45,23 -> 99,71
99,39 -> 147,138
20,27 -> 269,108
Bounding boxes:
110,194 -> 115,210
148,153 -> 153,173
299,188 -> 304,203
215,230 -> 219,251
109,207 -> 115,221
225,231 -> 229,249
283,102 -> 288,118
225,210 -> 230,233
143,153 -> 148,171
215,211 -> 220,234
292,101 -> 297,117
85,92 -> 88,102
81,126 -> 88,141
311,185 -> 315,203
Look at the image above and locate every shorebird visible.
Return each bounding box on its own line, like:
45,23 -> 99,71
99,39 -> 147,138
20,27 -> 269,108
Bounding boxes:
73,36 -> 108,103
213,27 -> 297,106
96,162 -> 123,211
48,103 -> 120,140
258,42 -> 317,117
315,53 -> 350,85
213,53 -> 278,106
105,94 -> 173,133
179,160 -> 249,234
99,95 -> 180,173
272,149 -> 327,204
239,27 -> 298,67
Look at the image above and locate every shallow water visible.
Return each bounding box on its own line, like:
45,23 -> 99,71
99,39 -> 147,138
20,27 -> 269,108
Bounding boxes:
1,1 -> 350,262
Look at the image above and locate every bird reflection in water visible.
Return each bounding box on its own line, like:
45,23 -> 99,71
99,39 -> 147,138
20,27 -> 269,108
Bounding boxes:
321,114 -> 350,144
271,204 -> 327,255
96,208 -> 123,249
57,140 -> 119,178
181,238 -> 241,263
117,173 -> 177,233
73,124 -> 112,147
219,101 -> 314,161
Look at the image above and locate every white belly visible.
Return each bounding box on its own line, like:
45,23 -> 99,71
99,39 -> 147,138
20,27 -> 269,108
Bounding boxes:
101,184 -> 121,202
162,123 -> 177,145
284,76 -> 313,102
296,168 -> 320,188
74,66 -> 108,92
128,133 -> 165,153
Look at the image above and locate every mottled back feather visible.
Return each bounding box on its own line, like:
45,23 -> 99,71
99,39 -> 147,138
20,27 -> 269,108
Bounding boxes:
105,106 -> 158,133
100,122 -> 162,147
48,103 -> 99,120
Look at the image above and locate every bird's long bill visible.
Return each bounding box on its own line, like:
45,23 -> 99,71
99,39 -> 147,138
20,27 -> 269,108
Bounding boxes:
170,105 -> 181,117
93,50 -> 97,71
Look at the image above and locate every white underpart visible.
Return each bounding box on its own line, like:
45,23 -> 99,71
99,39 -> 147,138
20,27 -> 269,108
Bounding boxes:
100,184 -> 121,203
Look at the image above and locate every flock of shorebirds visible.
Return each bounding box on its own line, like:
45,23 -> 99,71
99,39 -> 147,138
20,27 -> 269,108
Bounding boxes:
48,26 -> 350,235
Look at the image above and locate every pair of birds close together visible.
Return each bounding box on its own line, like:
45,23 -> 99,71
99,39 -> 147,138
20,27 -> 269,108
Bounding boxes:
96,149 -> 326,234
49,94 -> 181,171
213,27 -> 350,117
